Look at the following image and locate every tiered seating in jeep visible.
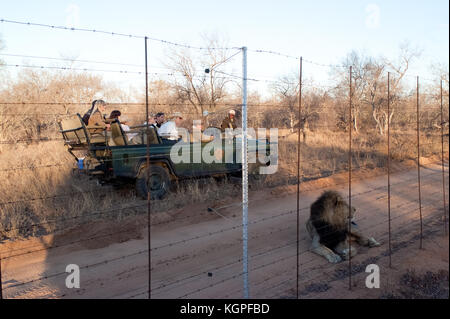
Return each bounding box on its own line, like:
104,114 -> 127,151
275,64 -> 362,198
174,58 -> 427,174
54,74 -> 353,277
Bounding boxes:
59,114 -> 161,160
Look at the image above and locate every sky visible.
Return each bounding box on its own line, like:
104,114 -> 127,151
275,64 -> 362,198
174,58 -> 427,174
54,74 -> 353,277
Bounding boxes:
0,0 -> 448,97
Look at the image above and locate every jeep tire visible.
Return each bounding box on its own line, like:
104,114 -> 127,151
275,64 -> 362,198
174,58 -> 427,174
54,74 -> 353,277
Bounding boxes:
136,165 -> 171,200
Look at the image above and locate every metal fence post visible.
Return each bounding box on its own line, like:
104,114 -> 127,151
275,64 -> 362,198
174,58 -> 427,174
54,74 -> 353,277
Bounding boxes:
440,80 -> 448,236
416,76 -> 423,249
348,66 -> 353,290
241,46 -> 249,299
0,253 -> 3,299
145,36 -> 151,299
296,56 -> 302,299
387,72 -> 392,268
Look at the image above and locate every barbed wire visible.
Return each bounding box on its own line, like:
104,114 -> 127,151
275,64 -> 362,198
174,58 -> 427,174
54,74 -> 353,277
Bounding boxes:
121,172 -> 448,253
151,196 -> 425,297
2,63 -> 243,83
0,131 -> 446,148
0,163 -> 67,172
2,216 -> 296,291
81,202 -> 447,299
1,167 -> 446,296
0,102 -> 446,118
1,247 -> 149,291
151,239 -> 298,294
302,58 -> 441,83
3,167 -> 442,259
260,218 -> 427,298
249,49 -> 299,60
303,58 -> 347,69
288,215 -> 441,297
2,224 -> 145,260
2,18 -> 447,92
1,87 -> 446,108
0,53 -> 144,68
3,18 -> 446,85
0,154 -> 446,207
178,202 -> 443,299
129,239 -> 299,298
0,201 -> 146,234
0,18 -> 241,51
3,63 -> 144,75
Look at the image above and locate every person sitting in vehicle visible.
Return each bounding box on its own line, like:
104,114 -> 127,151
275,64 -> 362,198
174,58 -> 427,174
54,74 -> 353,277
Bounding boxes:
88,99 -> 110,133
143,113 -> 156,127
118,115 -> 138,141
158,112 -> 183,141
190,121 -> 214,143
154,112 -> 165,129
109,110 -> 129,132
220,109 -> 237,132
109,110 -> 121,120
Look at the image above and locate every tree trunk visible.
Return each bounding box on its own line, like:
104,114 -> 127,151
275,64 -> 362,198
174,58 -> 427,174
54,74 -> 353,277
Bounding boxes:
353,112 -> 358,133
290,112 -> 294,133
372,108 -> 385,136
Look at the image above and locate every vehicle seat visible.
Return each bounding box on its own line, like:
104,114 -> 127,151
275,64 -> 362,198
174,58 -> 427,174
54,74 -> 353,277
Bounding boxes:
130,127 -> 159,145
110,121 -> 127,146
147,127 -> 159,144
76,114 -> 107,145
59,115 -> 87,146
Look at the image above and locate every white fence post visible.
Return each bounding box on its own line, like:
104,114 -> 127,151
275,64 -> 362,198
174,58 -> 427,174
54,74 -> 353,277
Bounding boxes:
242,46 -> 249,299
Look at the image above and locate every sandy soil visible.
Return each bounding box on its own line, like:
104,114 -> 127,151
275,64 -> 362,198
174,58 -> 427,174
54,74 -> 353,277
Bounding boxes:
0,161 -> 448,299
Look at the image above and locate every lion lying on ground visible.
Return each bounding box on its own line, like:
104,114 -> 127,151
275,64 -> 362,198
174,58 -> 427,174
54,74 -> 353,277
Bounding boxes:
306,190 -> 381,263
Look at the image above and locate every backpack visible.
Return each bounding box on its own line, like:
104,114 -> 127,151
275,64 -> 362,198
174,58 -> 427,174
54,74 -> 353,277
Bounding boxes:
82,100 -> 97,125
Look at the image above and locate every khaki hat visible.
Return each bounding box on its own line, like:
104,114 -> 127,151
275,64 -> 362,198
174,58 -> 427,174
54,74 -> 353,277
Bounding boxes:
228,109 -> 236,115
172,112 -> 183,119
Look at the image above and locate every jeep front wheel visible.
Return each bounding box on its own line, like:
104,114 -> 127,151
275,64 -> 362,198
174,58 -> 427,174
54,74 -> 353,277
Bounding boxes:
136,165 -> 171,200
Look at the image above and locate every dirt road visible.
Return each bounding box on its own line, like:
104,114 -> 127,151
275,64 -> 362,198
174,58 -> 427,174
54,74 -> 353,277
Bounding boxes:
1,161 -> 448,299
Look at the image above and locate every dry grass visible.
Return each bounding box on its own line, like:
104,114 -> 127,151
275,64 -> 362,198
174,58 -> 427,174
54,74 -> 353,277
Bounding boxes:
277,129 -> 447,180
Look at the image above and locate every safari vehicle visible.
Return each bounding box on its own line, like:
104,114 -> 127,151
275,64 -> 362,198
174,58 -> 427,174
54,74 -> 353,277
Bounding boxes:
59,114 -> 276,199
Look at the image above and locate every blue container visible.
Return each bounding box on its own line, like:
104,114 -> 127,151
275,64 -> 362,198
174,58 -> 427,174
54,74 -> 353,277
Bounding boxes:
77,158 -> 84,170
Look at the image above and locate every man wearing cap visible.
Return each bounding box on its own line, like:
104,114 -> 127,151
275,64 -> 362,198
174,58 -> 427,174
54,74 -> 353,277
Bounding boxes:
158,112 -> 184,141
220,109 -> 237,132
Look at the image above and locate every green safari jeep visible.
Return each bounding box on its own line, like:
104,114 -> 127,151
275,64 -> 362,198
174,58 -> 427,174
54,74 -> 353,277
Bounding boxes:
59,114 -> 277,199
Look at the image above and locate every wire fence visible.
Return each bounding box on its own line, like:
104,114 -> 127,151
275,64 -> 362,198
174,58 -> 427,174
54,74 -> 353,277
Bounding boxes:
0,18 -> 449,300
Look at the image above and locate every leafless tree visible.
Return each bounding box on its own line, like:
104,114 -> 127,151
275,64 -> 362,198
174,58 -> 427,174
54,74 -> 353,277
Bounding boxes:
377,42 -> 422,135
0,69 -> 128,141
271,74 -> 322,141
271,74 -> 299,133
334,44 -> 420,135
164,34 -> 237,117
333,51 -> 375,133
428,62 -> 450,130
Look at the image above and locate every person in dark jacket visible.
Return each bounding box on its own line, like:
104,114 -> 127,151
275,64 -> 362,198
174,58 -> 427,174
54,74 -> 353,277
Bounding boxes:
220,109 -> 237,132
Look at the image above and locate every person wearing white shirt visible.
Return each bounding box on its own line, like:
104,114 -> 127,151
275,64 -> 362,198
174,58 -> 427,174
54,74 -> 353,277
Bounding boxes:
158,112 -> 184,141
118,115 -> 137,141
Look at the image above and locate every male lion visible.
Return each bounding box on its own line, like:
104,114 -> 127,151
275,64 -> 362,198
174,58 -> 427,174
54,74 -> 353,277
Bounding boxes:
306,190 -> 381,263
